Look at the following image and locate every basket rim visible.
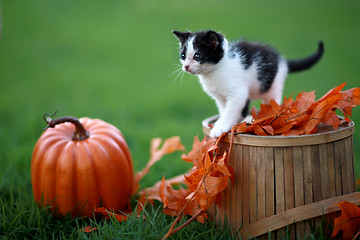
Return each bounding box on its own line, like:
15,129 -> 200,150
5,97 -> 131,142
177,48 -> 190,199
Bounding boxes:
202,115 -> 355,147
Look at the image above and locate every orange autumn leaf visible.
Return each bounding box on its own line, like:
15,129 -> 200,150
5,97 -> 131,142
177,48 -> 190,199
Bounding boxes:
295,90 -> 316,112
184,169 -> 205,191
195,175 -> 228,211
317,82 -> 346,103
181,136 -> 215,168
352,87 -> 360,105
155,136 -> 186,156
281,95 -> 296,110
234,121 -> 249,133
304,93 -> 343,134
95,207 -> 129,222
78,226 -> 98,232
323,110 -> 341,130
181,136 -> 203,163
274,122 -> 295,135
133,136 -> 185,193
261,125 -> 274,136
281,128 -> 305,136
212,150 -> 231,177
334,96 -> 355,117
331,201 -> 360,240
251,102 -> 279,125
139,173 -> 187,203
253,124 -> 267,136
159,176 -> 167,207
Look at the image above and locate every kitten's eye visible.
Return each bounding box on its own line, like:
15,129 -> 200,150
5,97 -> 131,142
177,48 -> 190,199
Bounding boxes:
180,53 -> 186,60
194,53 -> 201,61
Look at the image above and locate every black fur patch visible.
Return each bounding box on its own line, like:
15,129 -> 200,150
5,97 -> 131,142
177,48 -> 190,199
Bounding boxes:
287,41 -> 324,73
241,99 -> 250,118
173,31 -> 194,60
180,45 -> 187,60
192,31 -> 225,64
233,41 -> 279,93
173,31 -> 193,46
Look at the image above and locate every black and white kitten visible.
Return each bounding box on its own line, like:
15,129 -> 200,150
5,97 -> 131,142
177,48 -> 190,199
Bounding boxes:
173,30 -> 324,138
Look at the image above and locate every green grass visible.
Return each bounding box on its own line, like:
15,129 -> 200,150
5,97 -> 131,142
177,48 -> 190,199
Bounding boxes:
1,0 -> 360,239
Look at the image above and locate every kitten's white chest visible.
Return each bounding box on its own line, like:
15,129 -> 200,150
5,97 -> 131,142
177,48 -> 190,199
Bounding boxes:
198,74 -> 223,97
198,57 -> 251,99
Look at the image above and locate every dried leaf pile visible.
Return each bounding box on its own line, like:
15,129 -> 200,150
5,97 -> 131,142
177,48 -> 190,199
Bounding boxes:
235,82 -> 360,136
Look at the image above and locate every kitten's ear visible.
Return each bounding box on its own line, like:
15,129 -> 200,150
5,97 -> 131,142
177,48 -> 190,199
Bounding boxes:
205,31 -> 221,49
173,31 -> 191,45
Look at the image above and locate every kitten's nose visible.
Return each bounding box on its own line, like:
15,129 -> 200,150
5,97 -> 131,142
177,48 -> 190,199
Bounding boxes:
184,65 -> 190,70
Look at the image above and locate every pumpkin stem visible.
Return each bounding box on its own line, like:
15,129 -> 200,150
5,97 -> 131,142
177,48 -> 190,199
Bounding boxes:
44,112 -> 90,141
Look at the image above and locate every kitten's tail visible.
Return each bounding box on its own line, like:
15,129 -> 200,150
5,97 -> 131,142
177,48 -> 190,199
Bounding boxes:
287,41 -> 324,73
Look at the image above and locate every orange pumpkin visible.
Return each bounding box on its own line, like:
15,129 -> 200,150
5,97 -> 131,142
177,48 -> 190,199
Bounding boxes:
31,115 -> 133,217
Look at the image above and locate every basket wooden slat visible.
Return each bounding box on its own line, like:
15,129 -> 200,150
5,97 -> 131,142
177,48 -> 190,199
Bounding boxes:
240,192 -> 360,238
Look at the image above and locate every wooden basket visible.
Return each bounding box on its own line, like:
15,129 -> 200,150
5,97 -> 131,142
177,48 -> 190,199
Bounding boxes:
202,116 -> 359,239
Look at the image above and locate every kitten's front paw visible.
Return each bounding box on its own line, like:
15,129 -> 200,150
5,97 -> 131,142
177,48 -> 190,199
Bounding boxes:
242,115 -> 253,124
210,123 -> 232,138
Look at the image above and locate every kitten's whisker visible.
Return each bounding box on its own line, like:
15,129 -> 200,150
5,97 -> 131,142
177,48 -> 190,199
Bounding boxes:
171,67 -> 186,86
175,70 -> 184,85
170,67 -> 182,76
178,71 -> 185,87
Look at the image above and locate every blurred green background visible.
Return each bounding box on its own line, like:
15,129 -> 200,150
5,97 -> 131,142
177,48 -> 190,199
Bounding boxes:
1,0 -> 359,222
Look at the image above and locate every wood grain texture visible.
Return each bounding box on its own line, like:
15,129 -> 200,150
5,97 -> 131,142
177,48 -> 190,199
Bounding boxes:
249,147 -> 258,223
240,192 -> 360,239
257,147 -> 266,221
265,147 -> 274,218
242,145 -> 250,225
293,146 -> 305,238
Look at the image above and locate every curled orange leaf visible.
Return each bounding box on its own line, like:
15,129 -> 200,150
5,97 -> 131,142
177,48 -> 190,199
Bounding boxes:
331,201 -> 360,240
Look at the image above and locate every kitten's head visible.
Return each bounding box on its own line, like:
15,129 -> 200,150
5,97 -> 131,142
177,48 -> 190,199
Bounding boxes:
173,30 -> 225,75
